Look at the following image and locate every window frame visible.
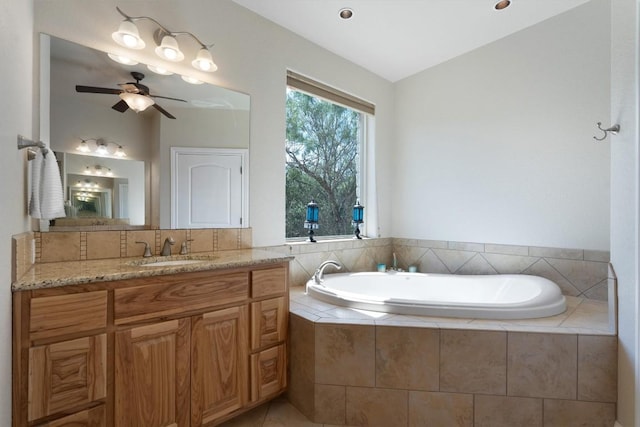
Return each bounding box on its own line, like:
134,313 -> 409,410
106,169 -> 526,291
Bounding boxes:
285,71 -> 374,241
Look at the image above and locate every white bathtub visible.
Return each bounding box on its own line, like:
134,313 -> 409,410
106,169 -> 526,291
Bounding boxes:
306,272 -> 567,319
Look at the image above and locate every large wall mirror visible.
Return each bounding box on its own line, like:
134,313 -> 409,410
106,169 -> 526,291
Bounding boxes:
43,35 -> 250,230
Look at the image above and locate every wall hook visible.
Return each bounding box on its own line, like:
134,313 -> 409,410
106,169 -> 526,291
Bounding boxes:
593,122 -> 620,141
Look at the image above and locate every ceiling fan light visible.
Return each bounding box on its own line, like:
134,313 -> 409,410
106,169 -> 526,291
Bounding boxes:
147,64 -> 174,75
155,35 -> 184,62
108,53 -> 139,66
112,19 -> 146,49
119,92 -> 155,113
192,48 -> 217,72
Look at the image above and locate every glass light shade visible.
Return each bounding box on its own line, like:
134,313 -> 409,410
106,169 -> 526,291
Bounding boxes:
115,146 -> 127,157
147,64 -> 174,75
306,200 -> 319,223
119,92 -> 155,113
155,35 -> 184,62
95,144 -> 108,156
112,20 -> 145,49
192,48 -> 218,72
352,200 -> 364,223
107,53 -> 139,65
181,75 -> 204,85
76,140 -> 90,153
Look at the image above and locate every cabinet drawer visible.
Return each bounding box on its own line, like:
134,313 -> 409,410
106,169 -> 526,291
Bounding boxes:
114,271 -> 249,324
251,267 -> 286,298
250,343 -> 287,403
30,291 -> 107,341
251,297 -> 287,350
38,404 -> 106,427
29,334 -> 107,422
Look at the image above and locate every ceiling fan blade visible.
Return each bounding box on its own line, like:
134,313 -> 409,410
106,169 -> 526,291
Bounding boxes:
152,103 -> 176,119
151,94 -> 188,103
76,85 -> 121,95
112,99 -> 129,113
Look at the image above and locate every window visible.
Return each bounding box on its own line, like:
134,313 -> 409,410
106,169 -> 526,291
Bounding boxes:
285,71 -> 374,239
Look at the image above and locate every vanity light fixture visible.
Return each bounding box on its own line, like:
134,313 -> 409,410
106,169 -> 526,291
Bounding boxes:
112,7 -> 218,72
112,18 -> 146,49
107,53 -> 139,65
84,165 -> 114,177
75,138 -> 127,158
147,64 -> 174,75
181,75 -> 204,85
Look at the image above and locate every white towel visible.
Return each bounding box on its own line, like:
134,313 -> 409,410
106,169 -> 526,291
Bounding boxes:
28,151 -> 43,218
29,150 -> 66,219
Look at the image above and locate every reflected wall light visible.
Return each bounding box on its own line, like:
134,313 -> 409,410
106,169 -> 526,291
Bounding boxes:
112,7 -> 218,73
76,138 -> 127,157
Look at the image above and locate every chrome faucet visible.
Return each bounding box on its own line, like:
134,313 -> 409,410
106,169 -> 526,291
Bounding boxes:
389,252 -> 403,272
161,237 -> 175,256
313,260 -> 342,285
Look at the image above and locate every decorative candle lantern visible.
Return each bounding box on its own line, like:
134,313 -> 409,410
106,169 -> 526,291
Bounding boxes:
352,199 -> 364,239
304,199 -> 319,242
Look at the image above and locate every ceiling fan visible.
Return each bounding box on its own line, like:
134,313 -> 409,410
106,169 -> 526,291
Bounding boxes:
75,71 -> 186,119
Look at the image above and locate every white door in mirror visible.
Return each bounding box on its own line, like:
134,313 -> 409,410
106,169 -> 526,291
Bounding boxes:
171,147 -> 248,228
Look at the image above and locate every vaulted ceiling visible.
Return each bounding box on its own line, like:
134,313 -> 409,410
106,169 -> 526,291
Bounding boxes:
233,0 -> 591,82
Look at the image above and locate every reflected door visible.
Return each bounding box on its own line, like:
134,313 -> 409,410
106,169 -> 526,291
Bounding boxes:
171,148 -> 248,228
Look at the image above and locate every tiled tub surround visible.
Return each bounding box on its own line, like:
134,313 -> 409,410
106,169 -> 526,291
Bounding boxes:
265,238 -> 610,301
289,288 -> 616,427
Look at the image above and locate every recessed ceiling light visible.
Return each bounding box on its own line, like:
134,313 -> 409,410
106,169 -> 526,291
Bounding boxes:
339,8 -> 353,20
494,0 -> 511,10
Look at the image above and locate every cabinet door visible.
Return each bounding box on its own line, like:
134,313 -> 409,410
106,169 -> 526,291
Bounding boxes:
191,306 -> 249,426
115,319 -> 190,427
40,404 -> 106,427
250,344 -> 286,403
251,297 -> 287,351
28,335 -> 106,421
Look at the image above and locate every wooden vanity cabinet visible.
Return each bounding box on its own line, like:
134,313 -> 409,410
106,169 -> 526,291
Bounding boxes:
13,262 -> 289,427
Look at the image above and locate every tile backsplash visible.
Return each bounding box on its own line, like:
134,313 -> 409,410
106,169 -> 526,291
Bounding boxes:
262,237 -> 609,301
33,228 -> 252,263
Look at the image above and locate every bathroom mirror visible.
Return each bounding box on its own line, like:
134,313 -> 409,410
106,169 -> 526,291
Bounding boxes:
43,34 -> 251,230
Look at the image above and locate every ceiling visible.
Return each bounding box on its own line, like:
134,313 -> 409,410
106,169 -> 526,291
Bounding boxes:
232,0 -> 591,82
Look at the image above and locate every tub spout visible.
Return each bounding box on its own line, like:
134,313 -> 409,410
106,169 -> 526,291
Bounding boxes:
313,260 -> 342,285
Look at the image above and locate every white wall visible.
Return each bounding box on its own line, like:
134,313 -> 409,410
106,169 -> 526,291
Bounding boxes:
0,0 -> 33,425
34,0 -> 395,246
393,1 -> 610,251
610,0 -> 639,424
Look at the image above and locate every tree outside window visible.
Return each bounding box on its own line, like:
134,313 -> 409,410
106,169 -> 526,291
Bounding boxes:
285,89 -> 361,238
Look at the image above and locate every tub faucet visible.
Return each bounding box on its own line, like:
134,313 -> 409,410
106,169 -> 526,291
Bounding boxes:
313,260 -> 342,285
161,237 -> 175,256
389,252 -> 403,272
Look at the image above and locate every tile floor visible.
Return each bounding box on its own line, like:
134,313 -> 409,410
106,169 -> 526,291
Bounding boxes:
218,397 -> 335,427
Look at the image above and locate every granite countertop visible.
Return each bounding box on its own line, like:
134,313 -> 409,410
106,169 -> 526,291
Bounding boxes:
13,249 -> 294,292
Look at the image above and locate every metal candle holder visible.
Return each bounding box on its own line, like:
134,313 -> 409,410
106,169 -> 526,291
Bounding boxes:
304,199 -> 319,243
352,200 -> 364,239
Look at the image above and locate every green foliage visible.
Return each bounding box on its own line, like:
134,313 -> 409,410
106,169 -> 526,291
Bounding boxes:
285,90 -> 360,238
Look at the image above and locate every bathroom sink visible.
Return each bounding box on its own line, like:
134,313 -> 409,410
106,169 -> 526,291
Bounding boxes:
140,259 -> 210,267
